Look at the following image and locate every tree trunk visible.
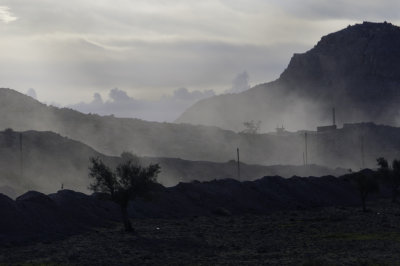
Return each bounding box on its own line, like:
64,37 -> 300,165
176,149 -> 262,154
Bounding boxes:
361,194 -> 367,212
392,187 -> 398,203
121,205 -> 133,232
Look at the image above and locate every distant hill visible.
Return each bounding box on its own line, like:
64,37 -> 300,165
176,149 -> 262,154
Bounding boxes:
0,129 -> 346,195
4,86 -> 400,172
0,87 -> 263,162
0,129 -> 111,195
2,89 -> 400,171
176,22 -> 400,132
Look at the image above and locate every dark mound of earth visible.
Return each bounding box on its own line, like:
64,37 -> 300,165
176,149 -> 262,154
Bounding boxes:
0,190 -> 119,244
0,173 -> 389,244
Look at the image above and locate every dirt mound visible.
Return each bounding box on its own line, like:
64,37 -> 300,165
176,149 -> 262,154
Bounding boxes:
0,190 -> 120,244
0,175 -> 386,244
0,186 -> 16,199
130,175 -> 362,218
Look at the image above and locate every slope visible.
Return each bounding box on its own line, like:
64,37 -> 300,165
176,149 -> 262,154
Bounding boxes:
176,22 -> 400,132
2,89 -> 400,171
0,129 -> 347,195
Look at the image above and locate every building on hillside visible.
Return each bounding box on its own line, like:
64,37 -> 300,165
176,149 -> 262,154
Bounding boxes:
317,124 -> 337,132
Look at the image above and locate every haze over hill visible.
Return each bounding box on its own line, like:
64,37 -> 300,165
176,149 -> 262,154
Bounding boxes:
0,129 -> 110,195
4,2 -> 400,264
0,129 -> 346,196
176,22 -> 400,132
2,22 -> 400,172
2,88 -> 400,171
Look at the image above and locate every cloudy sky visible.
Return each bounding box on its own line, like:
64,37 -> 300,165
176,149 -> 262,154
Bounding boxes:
0,1 -> 399,121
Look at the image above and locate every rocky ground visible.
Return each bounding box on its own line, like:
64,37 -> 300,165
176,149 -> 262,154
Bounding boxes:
1,199 -> 400,265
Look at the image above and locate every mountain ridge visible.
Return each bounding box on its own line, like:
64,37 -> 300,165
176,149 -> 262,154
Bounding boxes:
3,89 -> 400,170
176,22 -> 400,132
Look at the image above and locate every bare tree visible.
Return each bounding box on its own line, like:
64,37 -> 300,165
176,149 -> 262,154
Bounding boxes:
350,171 -> 379,212
392,160 -> 400,203
377,157 -> 400,203
88,156 -> 160,232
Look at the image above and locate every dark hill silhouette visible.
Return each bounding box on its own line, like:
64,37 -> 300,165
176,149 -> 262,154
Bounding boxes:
0,129 -> 345,195
176,22 -> 400,132
0,186 -> 16,199
0,190 -> 119,244
129,175 -> 360,218
0,173 -> 389,244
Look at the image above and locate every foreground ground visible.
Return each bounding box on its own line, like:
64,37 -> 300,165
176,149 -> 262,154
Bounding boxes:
1,200 -> 400,265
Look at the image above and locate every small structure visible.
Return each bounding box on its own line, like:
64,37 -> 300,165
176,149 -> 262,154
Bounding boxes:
275,125 -> 286,135
343,122 -> 375,129
317,107 -> 337,133
317,124 -> 337,132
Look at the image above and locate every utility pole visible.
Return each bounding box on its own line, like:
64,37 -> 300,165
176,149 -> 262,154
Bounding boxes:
19,132 -> 23,179
302,152 -> 305,166
332,107 -> 336,126
304,132 -> 308,165
360,135 -> 365,169
237,147 -> 241,180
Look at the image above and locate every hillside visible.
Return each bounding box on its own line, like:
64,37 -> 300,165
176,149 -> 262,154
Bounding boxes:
3,23 -> 400,172
0,129 -> 111,195
0,173 -> 370,243
0,87 -> 270,162
3,201 -> 400,265
0,129 -> 346,196
0,175 -> 396,265
2,90 -> 400,170
176,22 -> 400,132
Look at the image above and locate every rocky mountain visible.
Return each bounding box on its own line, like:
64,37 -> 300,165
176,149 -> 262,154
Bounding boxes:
176,22 -> 400,132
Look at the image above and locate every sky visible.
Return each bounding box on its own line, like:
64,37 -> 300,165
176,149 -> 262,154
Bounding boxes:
1,0 -> 400,121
